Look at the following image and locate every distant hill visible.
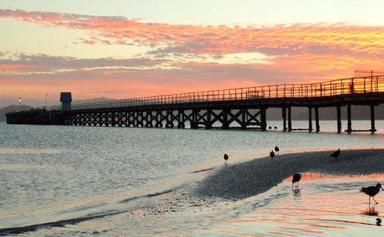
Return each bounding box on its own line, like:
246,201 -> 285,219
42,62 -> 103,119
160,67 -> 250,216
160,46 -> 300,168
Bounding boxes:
0,105 -> 33,121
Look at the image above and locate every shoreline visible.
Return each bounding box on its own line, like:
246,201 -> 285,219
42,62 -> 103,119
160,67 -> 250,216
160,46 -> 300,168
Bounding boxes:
195,148 -> 384,200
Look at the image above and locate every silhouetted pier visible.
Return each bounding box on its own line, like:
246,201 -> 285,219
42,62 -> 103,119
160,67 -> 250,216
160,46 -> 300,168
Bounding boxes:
6,74 -> 384,134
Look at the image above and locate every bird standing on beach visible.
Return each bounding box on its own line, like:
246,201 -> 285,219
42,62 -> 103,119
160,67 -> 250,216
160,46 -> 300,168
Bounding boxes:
360,183 -> 384,205
330,148 -> 340,158
274,146 -> 280,156
223,153 -> 229,165
269,150 -> 275,160
292,173 -> 301,190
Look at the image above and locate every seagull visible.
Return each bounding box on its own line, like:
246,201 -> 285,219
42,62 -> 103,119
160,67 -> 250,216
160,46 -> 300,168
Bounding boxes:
274,146 -> 280,156
292,173 -> 301,190
223,153 -> 229,165
269,150 -> 275,160
330,148 -> 340,158
360,183 -> 384,205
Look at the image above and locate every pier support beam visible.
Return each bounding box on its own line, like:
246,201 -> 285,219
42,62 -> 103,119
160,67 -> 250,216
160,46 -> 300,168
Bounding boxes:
308,107 -> 313,132
133,111 -> 138,127
315,107 -> 320,133
154,111 -> 161,128
337,106 -> 342,133
288,107 -> 292,132
261,108 -> 267,131
221,109 -> 229,129
146,111 -> 154,128
206,109 -> 212,129
138,111 -> 144,127
191,109 -> 198,129
102,112 -> 107,126
347,104 -> 352,134
370,104 -> 376,134
282,107 -> 287,132
117,112 -> 123,127
241,109 -> 247,129
177,109 -> 185,128
165,110 -> 174,128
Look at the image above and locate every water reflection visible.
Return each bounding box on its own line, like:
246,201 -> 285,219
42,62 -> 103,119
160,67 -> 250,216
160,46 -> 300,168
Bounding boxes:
362,206 -> 379,216
293,189 -> 301,198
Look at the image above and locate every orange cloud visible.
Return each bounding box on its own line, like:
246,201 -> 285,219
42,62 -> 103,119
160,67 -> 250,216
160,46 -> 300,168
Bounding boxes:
1,9 -> 384,57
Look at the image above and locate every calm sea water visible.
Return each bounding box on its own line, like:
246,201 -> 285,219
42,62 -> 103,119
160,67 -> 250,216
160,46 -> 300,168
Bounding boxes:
1,121 -> 384,236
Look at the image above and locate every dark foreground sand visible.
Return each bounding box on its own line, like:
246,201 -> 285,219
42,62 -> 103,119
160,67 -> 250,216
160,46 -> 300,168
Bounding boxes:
196,149 -> 384,200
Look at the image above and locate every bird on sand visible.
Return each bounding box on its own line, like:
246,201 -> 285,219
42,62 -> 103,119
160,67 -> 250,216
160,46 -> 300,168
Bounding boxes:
269,150 -> 275,160
223,153 -> 229,165
360,183 -> 384,205
274,146 -> 280,156
292,173 -> 301,189
377,218 -> 382,226
330,148 -> 340,158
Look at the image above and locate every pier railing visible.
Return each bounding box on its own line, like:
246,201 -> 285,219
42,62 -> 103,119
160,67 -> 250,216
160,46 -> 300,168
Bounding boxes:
57,75 -> 384,110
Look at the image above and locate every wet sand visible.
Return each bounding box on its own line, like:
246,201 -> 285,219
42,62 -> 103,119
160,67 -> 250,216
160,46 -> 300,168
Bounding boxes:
197,172 -> 384,236
196,149 -> 384,199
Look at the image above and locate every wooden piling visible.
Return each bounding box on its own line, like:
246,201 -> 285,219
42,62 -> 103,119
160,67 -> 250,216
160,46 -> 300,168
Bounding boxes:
288,107 -> 292,132
370,104 -> 376,134
347,104 -> 352,134
337,106 -> 342,133
191,109 -> 198,129
206,109 -> 212,129
282,107 -> 287,132
261,108 -> 267,131
308,107 -> 313,132
241,109 -> 247,129
222,109 -> 229,129
315,107 -> 320,133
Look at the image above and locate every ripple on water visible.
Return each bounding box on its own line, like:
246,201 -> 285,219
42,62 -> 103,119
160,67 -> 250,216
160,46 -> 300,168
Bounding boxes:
0,148 -> 61,155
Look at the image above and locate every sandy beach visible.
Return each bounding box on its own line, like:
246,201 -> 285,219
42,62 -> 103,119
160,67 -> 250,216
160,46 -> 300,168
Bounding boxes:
196,149 -> 384,199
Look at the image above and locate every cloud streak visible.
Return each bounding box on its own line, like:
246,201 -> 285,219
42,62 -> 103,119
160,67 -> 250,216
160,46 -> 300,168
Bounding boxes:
0,54 -> 172,74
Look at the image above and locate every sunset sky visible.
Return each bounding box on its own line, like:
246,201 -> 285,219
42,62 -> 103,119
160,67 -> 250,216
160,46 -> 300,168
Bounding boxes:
1,0 -> 384,107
